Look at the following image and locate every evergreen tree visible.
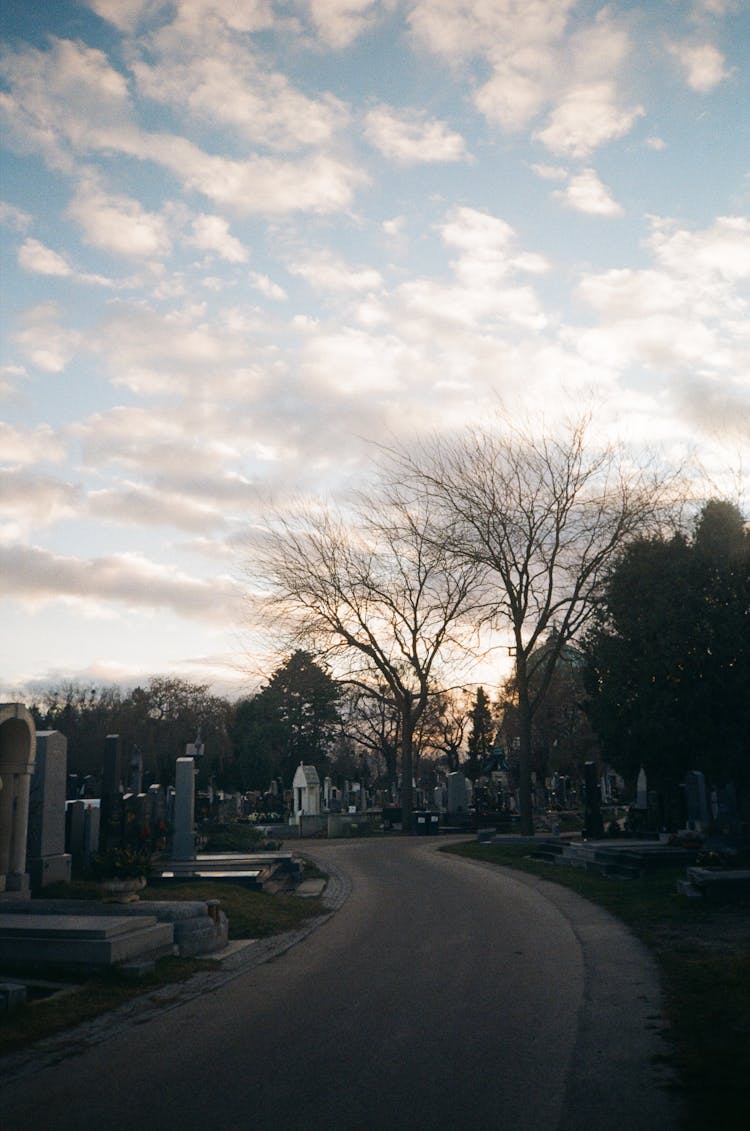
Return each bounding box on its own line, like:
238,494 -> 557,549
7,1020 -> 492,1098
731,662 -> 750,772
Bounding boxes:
466,687 -> 495,781
234,651 -> 341,789
584,500 -> 750,796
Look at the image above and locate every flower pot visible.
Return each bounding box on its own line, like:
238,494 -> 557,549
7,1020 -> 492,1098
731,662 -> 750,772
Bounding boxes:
97,876 -> 147,903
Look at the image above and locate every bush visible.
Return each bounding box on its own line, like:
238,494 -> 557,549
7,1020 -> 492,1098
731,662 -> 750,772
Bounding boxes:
200,821 -> 263,853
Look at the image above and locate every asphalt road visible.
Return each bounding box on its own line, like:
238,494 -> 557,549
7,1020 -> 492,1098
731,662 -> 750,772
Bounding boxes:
0,838 -> 680,1130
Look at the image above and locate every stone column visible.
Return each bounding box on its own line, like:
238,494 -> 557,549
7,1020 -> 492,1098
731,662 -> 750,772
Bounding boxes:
173,756 -> 196,861
0,704 -> 37,899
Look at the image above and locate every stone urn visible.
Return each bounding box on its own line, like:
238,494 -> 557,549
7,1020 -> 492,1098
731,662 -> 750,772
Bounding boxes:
97,875 -> 147,903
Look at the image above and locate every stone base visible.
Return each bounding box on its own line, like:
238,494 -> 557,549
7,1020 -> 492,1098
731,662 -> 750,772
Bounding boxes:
0,873 -> 30,899
28,853 -> 72,891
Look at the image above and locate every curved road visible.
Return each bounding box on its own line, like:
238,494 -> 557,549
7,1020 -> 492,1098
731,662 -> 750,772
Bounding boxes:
0,838 -> 680,1130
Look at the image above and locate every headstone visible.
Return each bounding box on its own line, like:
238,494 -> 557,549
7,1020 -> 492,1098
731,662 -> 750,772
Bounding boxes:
685,770 -> 709,831
636,766 -> 648,810
65,801 -> 86,867
127,745 -> 143,795
26,731 -> 72,889
83,803 -> 100,864
447,772 -> 468,814
172,758 -> 196,861
100,734 -> 123,852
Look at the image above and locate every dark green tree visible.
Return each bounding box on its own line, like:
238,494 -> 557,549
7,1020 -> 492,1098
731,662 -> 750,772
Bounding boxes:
583,500 -> 750,797
465,687 -> 495,781
234,651 -> 341,789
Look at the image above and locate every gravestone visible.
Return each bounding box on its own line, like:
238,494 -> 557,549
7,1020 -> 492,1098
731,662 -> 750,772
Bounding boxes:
83,803 -> 100,864
26,731 -> 72,889
172,757 -> 196,862
447,772 -> 468,815
100,734 -> 123,852
685,770 -> 709,832
65,801 -> 86,868
636,766 -> 648,810
127,745 -> 143,795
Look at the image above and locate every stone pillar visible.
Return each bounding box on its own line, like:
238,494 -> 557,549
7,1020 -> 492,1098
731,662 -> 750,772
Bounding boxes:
0,703 -> 37,899
27,730 -> 72,889
173,757 -> 196,861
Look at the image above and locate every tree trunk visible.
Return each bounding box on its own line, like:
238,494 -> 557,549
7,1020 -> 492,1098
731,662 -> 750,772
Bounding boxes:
517,668 -> 534,837
401,704 -> 415,834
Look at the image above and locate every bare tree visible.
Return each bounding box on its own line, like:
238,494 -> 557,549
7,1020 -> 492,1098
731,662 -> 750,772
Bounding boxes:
248,486 -> 484,831
396,414 -> 672,835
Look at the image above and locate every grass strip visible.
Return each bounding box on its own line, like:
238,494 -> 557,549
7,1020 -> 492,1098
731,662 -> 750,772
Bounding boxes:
1,880 -> 325,1058
443,842 -> 750,1131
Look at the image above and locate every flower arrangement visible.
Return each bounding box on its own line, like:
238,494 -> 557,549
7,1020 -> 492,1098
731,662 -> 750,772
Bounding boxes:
90,844 -> 153,880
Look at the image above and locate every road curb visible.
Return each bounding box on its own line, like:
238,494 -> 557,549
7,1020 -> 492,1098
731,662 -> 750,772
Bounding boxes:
0,858 -> 352,1083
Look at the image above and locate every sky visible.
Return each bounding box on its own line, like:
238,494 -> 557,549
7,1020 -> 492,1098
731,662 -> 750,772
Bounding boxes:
1,0 -> 749,701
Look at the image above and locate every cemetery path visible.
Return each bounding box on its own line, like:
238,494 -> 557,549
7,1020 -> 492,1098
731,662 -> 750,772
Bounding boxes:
0,837 -> 679,1131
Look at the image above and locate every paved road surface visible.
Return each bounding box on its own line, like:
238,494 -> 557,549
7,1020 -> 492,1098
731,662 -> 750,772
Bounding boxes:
0,838 -> 680,1130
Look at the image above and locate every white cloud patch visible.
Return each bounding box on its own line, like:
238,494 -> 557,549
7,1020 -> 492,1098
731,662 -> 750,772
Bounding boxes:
68,180 -> 171,259
669,40 -> 733,92
573,215 -> 750,377
303,0 -> 385,48
534,82 -> 644,158
0,34 -> 366,217
553,168 -> 624,217
14,303 -> 83,373
0,424 -> 67,467
88,482 -> 229,533
187,214 -> 248,262
0,469 -> 79,537
248,272 -> 287,300
288,250 -> 383,292
0,542 -> 242,623
18,238 -> 73,276
409,2 -> 642,157
130,36 -> 346,152
0,201 -> 32,230
364,104 -> 468,164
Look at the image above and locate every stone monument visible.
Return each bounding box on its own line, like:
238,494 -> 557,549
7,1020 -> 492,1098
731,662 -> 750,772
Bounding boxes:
26,730 -> 72,889
172,756 -> 196,861
0,703 -> 37,899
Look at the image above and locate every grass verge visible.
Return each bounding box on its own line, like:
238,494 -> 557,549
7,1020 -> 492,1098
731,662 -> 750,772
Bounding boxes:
443,842 -> 750,1131
1,879 -> 326,1059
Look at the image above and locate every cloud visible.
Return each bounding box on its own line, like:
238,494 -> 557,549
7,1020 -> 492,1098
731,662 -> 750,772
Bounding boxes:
553,168 -> 624,217
288,250 -> 383,292
0,34 -> 366,217
18,238 -> 73,276
187,214 -> 248,263
364,105 -> 468,164
87,482 -> 230,533
409,2 -> 642,156
0,469 -> 79,536
0,201 -> 32,230
534,82 -> 644,158
68,179 -> 171,259
669,40 -> 733,91
0,423 -> 67,467
531,163 -> 568,181
303,0 -> 386,48
573,215 -> 750,379
248,272 -> 287,301
130,34 -> 347,152
14,303 -> 83,373
0,542 -> 242,623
